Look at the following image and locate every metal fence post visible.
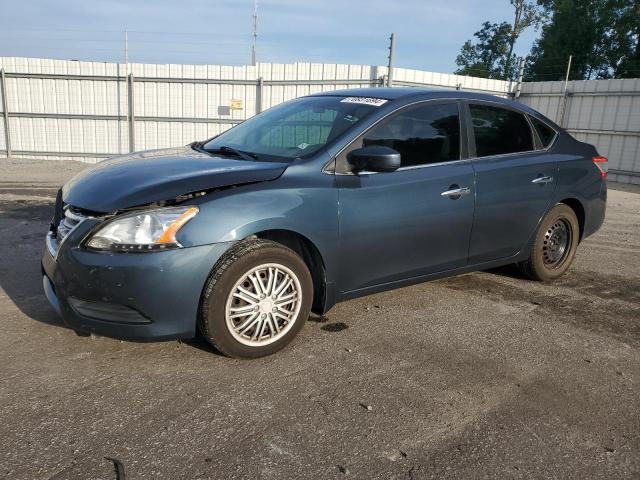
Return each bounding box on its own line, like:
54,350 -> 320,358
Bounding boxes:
117,63 -> 122,154
0,69 -> 11,158
256,77 -> 263,115
514,57 -> 525,100
559,91 -> 573,128
127,73 -> 135,152
558,55 -> 573,127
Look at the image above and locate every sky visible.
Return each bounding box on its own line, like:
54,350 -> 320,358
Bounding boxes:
0,0 -> 540,73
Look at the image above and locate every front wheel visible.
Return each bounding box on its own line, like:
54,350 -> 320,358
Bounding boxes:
517,203 -> 580,282
199,239 -> 313,358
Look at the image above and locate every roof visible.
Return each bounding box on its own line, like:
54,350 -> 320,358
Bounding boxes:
309,86 -> 515,105
308,86 -> 546,117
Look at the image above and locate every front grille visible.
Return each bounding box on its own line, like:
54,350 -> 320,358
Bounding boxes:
47,198 -> 92,257
56,207 -> 89,244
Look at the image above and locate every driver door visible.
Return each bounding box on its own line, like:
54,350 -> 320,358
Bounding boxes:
336,101 -> 475,293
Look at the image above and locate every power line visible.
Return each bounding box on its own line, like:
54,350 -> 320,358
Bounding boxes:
0,37 -> 248,48
0,26 -> 249,38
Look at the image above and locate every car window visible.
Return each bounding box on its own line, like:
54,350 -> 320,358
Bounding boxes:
254,107 -> 337,152
204,96 -> 378,161
469,104 -> 534,157
529,116 -> 557,148
362,103 -> 460,168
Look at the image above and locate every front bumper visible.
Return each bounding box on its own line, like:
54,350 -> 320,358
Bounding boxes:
41,220 -> 234,341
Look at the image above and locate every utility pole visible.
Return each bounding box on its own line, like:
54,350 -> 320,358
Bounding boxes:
251,0 -> 258,66
124,30 -> 129,74
387,33 -> 396,87
118,30 -> 129,154
124,30 -> 133,153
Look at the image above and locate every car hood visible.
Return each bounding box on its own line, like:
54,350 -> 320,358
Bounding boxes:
62,146 -> 289,213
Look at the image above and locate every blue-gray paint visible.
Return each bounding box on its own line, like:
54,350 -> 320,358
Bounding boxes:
43,88 -> 607,341
62,146 -> 288,213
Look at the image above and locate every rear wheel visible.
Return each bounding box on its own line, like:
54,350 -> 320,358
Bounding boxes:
517,204 -> 580,282
199,239 -> 313,358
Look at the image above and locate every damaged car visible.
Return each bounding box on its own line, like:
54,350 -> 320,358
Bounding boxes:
42,88 -> 607,358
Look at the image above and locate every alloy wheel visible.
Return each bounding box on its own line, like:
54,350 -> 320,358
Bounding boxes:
224,263 -> 302,347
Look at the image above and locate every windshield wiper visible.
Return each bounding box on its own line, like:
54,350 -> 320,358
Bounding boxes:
205,145 -> 258,161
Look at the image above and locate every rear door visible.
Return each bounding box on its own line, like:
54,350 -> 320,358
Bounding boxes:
466,101 -> 558,264
336,101 -> 475,293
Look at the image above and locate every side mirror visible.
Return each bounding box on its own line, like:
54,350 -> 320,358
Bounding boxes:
347,145 -> 401,173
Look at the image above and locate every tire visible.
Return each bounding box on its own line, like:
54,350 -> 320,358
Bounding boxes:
517,203 -> 580,282
199,239 -> 313,358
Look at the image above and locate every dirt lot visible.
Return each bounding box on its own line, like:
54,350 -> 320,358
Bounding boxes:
1,158 -> 639,479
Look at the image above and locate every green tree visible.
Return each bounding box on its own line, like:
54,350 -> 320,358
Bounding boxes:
455,21 -> 513,78
455,1 -> 541,80
610,0 -> 640,78
526,0 -> 639,80
504,0 -> 544,79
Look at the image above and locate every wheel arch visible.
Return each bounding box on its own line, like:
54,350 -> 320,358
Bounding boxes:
557,197 -> 586,241
251,229 -> 327,314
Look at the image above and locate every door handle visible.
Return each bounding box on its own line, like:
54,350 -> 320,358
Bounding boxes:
531,175 -> 554,184
440,187 -> 471,198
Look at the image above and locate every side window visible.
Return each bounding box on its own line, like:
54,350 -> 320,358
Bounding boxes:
362,103 -> 460,168
529,116 -> 557,148
469,104 -> 534,157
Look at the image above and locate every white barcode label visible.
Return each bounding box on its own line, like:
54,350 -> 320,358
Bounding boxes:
340,97 -> 388,107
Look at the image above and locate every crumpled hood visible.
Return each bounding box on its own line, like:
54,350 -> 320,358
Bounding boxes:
62,146 -> 288,213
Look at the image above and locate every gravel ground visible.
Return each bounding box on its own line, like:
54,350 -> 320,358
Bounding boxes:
1,159 -> 639,480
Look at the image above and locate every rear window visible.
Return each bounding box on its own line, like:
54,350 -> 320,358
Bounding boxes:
530,116 -> 557,148
469,104 -> 534,157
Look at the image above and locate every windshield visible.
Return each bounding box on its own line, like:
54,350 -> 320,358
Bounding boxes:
203,96 -> 380,161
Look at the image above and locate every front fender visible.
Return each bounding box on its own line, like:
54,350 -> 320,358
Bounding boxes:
177,176 -> 339,285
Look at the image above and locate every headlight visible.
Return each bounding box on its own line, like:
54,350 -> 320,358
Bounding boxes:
85,206 -> 199,251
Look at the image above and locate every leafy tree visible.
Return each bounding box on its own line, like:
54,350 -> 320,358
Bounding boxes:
526,0 -> 639,80
526,0 -> 610,80
504,0 -> 544,79
455,21 -> 513,78
455,1 -> 541,80
610,0 -> 640,78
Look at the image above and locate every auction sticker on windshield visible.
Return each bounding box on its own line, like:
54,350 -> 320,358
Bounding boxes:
340,97 -> 388,106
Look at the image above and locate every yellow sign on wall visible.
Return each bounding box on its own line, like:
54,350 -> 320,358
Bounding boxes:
230,99 -> 243,110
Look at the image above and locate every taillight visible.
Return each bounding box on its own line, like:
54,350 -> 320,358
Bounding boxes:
593,156 -> 608,179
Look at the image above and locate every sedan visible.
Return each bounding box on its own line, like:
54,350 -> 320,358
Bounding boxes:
42,88 -> 607,358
